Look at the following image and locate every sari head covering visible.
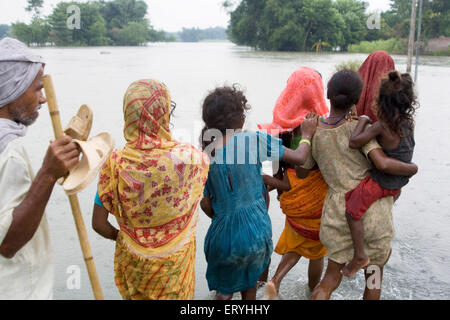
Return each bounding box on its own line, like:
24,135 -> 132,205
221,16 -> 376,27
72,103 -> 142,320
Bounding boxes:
98,79 -> 209,299
258,66 -> 329,135
357,51 -> 395,122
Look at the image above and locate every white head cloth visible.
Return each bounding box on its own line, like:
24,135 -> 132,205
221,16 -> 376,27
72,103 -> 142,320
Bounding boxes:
0,37 -> 45,108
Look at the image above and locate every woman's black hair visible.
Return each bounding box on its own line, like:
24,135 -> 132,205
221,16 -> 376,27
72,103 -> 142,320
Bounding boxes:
327,69 -> 363,111
377,71 -> 417,136
200,84 -> 250,152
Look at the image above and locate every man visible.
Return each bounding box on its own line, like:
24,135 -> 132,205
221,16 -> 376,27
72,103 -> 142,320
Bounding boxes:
0,38 -> 80,299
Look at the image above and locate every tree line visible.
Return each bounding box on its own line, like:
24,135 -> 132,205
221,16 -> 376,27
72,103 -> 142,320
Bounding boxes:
4,0 -> 230,46
166,27 -> 228,42
8,0 -> 173,46
224,0 -> 450,52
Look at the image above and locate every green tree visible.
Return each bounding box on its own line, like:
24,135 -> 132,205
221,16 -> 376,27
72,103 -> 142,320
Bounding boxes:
29,18 -> 50,46
228,0 -> 268,48
227,0 -> 354,52
266,0 -> 308,51
47,2 -> 74,46
334,0 -> 368,50
12,18 -> 49,46
14,0 -> 172,47
26,0 -> 44,18
48,2 -> 109,46
115,21 -> 149,45
384,0 -> 450,39
99,0 -> 148,30
11,23 -> 33,45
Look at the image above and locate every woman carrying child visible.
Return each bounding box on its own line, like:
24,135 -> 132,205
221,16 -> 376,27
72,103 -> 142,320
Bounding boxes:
199,85 -> 319,300
343,71 -> 417,277
301,69 -> 418,300
257,67 -> 329,299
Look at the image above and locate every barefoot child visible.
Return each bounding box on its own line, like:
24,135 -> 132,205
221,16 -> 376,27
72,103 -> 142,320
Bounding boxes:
257,66 -> 329,299
342,71 -> 418,277
262,126 -> 328,299
199,85 -> 319,300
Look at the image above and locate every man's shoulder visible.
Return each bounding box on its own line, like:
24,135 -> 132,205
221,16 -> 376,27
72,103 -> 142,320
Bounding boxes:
0,138 -> 30,167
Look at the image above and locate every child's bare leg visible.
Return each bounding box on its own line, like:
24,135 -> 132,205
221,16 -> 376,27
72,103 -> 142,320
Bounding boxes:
264,252 -> 300,300
341,212 -> 370,277
308,257 -> 324,291
311,260 -> 344,300
241,285 -> 257,300
258,259 -> 270,285
214,292 -> 233,300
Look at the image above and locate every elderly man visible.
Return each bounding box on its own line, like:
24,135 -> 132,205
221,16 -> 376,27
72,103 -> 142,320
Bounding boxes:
0,38 -> 80,299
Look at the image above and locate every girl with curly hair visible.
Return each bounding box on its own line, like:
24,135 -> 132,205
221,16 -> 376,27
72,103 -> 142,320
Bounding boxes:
342,71 -> 418,277
199,85 -> 319,300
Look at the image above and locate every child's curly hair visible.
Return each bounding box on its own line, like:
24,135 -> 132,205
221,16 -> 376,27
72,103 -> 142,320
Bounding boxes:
200,84 -> 250,151
377,71 -> 417,137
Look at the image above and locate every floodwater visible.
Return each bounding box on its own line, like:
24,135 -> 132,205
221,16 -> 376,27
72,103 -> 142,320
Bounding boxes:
22,41 -> 450,300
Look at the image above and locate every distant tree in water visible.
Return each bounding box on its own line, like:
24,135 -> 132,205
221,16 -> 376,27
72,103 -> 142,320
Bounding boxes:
382,0 -> 450,39
11,0 -> 173,46
179,27 -> 228,42
226,0 -> 450,53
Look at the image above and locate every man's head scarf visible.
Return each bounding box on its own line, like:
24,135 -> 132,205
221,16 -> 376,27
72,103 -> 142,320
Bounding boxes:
0,37 -> 45,108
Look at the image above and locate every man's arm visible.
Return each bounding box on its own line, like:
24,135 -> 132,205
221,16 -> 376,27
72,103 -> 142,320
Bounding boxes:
0,136 -> 79,259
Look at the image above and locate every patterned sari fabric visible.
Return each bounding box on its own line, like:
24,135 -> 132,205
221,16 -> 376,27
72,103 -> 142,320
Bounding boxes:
275,169 -> 328,260
356,51 -> 395,123
98,79 -> 209,300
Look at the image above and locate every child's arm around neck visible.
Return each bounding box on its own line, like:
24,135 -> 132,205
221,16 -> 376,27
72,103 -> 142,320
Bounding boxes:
349,116 -> 383,149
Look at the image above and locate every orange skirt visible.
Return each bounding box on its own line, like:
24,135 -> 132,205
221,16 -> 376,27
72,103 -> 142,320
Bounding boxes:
275,169 -> 328,260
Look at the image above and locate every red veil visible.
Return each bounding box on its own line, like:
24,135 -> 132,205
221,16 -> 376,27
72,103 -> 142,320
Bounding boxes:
356,51 -> 395,122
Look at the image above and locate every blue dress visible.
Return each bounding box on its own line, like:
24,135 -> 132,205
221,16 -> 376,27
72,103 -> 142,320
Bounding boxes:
203,131 -> 285,294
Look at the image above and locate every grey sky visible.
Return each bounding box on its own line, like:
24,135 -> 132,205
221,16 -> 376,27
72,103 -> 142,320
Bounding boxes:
0,0 -> 391,32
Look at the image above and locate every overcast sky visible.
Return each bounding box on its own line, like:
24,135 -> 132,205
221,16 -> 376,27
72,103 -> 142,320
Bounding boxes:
0,0 -> 392,32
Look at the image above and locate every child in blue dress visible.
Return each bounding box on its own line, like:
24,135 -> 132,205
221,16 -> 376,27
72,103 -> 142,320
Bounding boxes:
199,85 -> 319,300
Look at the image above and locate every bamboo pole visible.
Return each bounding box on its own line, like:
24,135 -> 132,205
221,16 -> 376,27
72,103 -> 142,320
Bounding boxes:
42,75 -> 104,300
407,0 -> 418,73
414,0 -> 424,83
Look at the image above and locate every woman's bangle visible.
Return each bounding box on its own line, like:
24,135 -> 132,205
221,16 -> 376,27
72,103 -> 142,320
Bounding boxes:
300,139 -> 311,146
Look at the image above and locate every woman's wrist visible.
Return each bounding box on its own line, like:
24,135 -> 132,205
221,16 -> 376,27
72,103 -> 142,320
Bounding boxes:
300,135 -> 312,142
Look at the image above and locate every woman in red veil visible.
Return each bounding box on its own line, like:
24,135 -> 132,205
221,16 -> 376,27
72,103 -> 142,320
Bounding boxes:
356,51 -> 395,122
